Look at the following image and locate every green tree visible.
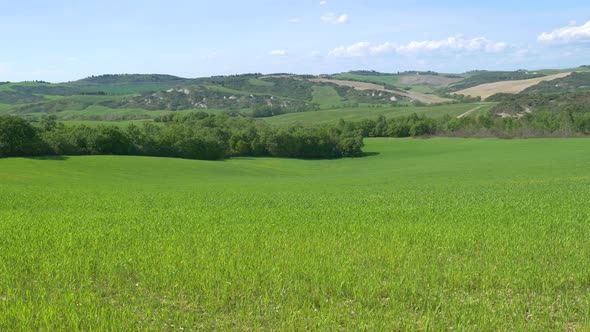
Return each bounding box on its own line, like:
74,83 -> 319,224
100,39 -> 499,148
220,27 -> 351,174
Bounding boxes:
0,116 -> 46,157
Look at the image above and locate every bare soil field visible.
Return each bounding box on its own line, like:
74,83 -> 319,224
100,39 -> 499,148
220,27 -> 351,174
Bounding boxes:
454,72 -> 573,100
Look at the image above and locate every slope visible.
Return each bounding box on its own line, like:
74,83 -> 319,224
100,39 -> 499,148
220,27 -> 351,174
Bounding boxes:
454,72 -> 573,100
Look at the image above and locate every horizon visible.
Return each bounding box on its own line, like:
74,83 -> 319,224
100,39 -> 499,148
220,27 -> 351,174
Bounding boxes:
4,65 -> 589,84
1,0 -> 589,82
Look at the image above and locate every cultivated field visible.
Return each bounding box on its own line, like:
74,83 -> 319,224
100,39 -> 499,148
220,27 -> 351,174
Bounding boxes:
265,103 -> 494,126
398,74 -> 462,86
311,78 -> 451,104
1,138 -> 589,330
455,72 -> 573,100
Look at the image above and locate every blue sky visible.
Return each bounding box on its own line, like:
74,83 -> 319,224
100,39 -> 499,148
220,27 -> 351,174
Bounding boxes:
1,0 -> 589,82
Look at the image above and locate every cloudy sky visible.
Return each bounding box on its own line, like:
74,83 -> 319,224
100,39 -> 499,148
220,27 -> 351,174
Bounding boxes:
1,0 -> 589,82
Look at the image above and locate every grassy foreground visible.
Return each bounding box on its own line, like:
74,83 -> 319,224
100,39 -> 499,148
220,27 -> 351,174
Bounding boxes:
1,138 -> 589,330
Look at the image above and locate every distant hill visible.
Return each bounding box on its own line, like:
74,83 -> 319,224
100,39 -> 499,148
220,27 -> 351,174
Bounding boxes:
522,72 -> 590,94
487,91 -> 590,117
70,74 -> 193,86
446,71 -> 546,92
3,67 -> 590,122
453,72 -> 572,100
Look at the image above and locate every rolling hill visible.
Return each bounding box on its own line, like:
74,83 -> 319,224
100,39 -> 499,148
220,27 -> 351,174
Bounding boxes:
2,66 -> 590,124
453,72 -> 572,100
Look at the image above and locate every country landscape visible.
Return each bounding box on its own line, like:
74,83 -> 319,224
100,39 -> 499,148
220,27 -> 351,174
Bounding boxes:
2,1 -> 590,330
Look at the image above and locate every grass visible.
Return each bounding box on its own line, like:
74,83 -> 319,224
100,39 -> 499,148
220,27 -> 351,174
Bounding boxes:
266,103 -> 495,126
248,78 -> 275,87
312,85 -> 346,109
0,103 -> 13,115
0,138 -> 589,330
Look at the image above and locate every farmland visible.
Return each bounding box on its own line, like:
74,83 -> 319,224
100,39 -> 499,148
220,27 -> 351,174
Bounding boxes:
454,72 -> 573,100
1,138 -> 589,330
265,103 -> 494,126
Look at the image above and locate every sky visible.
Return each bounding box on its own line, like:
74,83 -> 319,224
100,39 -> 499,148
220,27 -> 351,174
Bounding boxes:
1,0 -> 589,82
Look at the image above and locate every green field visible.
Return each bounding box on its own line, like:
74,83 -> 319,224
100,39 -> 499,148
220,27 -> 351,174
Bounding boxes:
266,103 -> 494,126
312,85 -> 346,109
1,138 -> 589,330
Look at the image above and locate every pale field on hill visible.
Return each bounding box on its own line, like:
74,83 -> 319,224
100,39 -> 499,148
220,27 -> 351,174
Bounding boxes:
455,72 -> 573,100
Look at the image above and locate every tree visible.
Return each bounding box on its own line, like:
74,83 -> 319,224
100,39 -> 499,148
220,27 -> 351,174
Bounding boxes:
0,116 -> 46,157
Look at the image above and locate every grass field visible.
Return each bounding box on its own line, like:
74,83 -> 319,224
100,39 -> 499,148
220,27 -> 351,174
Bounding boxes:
312,85 -> 346,109
1,138 -> 589,330
0,103 -> 13,115
266,103 -> 494,126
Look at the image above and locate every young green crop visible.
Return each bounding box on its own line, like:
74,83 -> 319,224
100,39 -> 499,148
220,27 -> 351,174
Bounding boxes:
265,103 -> 494,126
0,138 -> 589,330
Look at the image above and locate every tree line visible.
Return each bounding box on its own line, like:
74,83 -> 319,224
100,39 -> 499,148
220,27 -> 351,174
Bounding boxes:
340,111 -> 590,138
0,114 -> 364,160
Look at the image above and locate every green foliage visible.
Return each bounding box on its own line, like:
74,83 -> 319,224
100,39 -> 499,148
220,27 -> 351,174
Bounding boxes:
5,114 -> 364,160
488,91 -> 590,115
0,91 -> 45,104
522,72 -> 590,93
70,74 -> 192,86
0,116 -> 47,156
341,109 -> 590,138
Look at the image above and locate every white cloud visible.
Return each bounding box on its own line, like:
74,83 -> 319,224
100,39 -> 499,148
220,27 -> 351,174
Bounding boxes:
320,1 -> 328,5
287,18 -> 300,23
369,42 -> 397,55
321,13 -> 349,24
269,50 -> 287,56
538,21 -> 590,43
396,36 -> 507,54
329,42 -> 371,57
329,36 -> 508,58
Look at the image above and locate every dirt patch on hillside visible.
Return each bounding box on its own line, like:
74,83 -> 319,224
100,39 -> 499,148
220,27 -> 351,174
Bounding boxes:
310,78 -> 451,104
399,75 -> 462,87
454,72 -> 573,100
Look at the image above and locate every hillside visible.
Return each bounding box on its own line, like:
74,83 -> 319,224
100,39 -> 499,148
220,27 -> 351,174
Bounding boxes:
311,78 -> 451,104
2,67 -> 590,124
486,91 -> 590,117
69,74 -> 192,86
522,72 -> 590,94
331,71 -> 463,94
447,70 -> 546,91
453,72 -> 572,100
0,74 -> 429,121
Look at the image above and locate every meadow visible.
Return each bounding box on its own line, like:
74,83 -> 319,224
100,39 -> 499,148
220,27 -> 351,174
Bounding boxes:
1,138 -> 589,330
266,103 -> 494,126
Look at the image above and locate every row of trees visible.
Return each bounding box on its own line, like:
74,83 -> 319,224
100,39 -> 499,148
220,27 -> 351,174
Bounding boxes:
4,109 -> 589,160
0,114 -> 364,160
341,111 -> 590,138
